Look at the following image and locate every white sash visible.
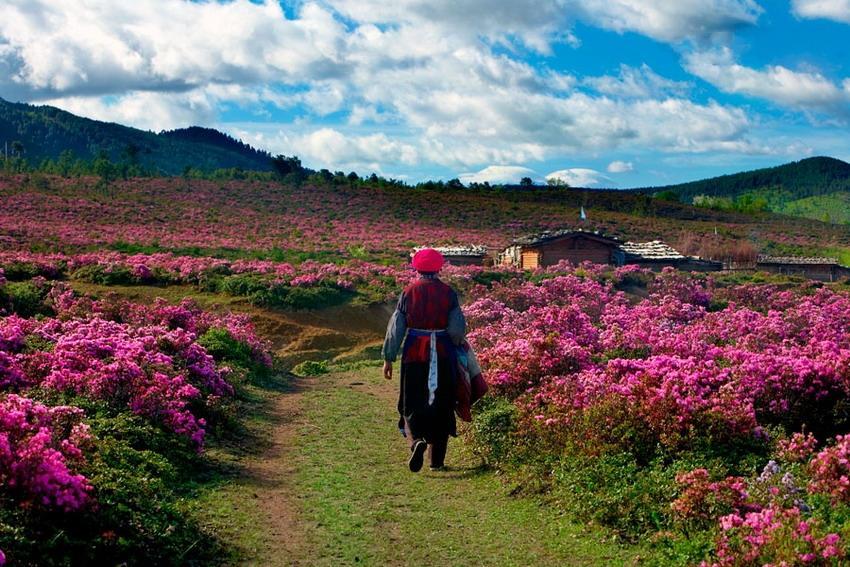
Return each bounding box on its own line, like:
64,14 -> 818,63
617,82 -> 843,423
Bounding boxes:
409,328 -> 445,406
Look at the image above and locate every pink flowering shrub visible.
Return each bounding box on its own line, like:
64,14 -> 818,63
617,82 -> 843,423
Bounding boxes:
672,469 -> 751,525
0,285 -> 273,564
470,266 -> 850,455
1,286 -> 271,450
708,505 -> 843,566
649,267 -> 714,307
778,432 -> 819,464
0,250 -> 521,310
464,264 -> 850,562
808,435 -> 850,504
0,394 -> 92,511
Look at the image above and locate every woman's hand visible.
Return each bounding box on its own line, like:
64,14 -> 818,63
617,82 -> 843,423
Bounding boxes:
383,360 -> 393,380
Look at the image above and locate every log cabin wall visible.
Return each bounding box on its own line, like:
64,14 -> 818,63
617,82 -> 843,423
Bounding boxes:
521,251 -> 541,269
528,235 -> 616,266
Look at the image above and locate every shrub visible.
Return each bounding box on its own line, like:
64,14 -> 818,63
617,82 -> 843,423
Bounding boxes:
0,262 -> 44,281
253,283 -> 353,310
292,360 -> 330,377
467,397 -> 516,465
553,452 -> 679,539
5,281 -> 51,317
197,327 -> 255,370
71,264 -> 135,286
0,411 -> 222,566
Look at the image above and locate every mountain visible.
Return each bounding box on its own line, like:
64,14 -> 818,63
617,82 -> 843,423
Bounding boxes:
0,97 -> 274,174
644,157 -> 850,224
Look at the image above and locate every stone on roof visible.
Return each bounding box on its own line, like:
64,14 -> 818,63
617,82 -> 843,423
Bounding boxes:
756,255 -> 839,266
513,228 -> 622,246
413,245 -> 488,256
621,240 -> 686,260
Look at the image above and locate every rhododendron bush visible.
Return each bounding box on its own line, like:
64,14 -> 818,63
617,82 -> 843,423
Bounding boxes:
0,250 -> 516,308
0,282 -> 272,564
466,265 -> 850,564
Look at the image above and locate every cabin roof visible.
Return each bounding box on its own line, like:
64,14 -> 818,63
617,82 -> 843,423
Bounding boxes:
413,245 -> 488,257
513,229 -> 622,247
621,240 -> 686,260
757,255 -> 840,266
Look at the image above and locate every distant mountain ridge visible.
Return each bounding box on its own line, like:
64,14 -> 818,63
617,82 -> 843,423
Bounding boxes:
644,156 -> 850,201
0,97 -> 274,174
641,157 -> 850,224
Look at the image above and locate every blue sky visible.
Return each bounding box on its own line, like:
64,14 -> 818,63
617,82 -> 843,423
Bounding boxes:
1,0 -> 849,186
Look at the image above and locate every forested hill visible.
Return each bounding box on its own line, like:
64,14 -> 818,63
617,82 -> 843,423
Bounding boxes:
0,97 -> 274,174
645,157 -> 850,202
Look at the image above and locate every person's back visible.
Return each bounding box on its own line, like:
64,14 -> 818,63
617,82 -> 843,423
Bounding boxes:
382,249 -> 465,472
404,277 -> 452,329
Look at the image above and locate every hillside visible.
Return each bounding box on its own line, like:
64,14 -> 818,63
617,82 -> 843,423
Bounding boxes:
0,97 -> 274,174
648,157 -> 850,201
1,173 -> 849,264
643,157 -> 850,224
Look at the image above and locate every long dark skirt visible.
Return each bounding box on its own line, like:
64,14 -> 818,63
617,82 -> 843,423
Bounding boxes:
397,356 -> 457,442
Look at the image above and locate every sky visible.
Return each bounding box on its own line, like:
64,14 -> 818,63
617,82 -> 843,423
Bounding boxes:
1,0 -> 849,187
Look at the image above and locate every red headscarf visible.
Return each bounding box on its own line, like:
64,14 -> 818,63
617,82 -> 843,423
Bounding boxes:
412,248 -> 444,273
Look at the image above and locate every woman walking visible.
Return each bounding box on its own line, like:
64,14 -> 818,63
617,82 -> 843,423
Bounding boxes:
382,248 -> 466,472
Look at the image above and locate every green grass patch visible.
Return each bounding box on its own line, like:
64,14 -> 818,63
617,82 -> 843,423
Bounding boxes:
291,366 -> 641,566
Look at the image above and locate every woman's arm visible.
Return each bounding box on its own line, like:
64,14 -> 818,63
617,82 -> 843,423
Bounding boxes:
381,291 -> 407,363
447,290 -> 466,346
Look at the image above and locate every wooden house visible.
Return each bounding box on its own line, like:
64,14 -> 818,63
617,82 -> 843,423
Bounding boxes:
501,230 -> 624,269
755,255 -> 845,282
412,245 -> 489,266
621,241 -> 722,272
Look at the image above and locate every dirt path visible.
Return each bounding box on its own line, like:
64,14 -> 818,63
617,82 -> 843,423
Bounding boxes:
240,379 -> 308,565
234,364 -> 641,567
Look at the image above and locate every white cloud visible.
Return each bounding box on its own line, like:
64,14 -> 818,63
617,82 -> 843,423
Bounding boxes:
568,0 -> 762,44
546,168 -> 610,187
41,85 -> 297,131
323,0 -> 580,53
326,0 -> 763,48
585,64 -> 690,98
684,47 -> 850,117
0,0 -> 788,177
458,165 -> 536,184
227,89 -> 766,174
42,91 -> 218,131
607,160 -> 634,173
792,0 -> 850,23
0,0 -> 346,100
231,126 -> 419,173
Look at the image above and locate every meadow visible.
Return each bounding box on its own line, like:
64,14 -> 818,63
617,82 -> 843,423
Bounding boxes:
3,172 -> 850,565
2,173 -> 850,261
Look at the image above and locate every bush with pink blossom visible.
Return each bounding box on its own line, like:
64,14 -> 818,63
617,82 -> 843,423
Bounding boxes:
464,263 -> 850,563
0,284 -> 273,564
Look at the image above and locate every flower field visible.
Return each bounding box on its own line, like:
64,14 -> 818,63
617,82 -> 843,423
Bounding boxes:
2,173 -> 848,259
4,171 -> 850,564
465,263 -> 850,564
0,270 -> 272,564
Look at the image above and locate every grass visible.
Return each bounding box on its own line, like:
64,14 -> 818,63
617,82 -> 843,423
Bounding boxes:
291,366 -> 642,566
186,372 -> 294,564
779,191 -> 850,225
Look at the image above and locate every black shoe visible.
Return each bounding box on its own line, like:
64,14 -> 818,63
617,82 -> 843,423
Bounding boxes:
409,440 -> 427,472
429,465 -> 446,472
